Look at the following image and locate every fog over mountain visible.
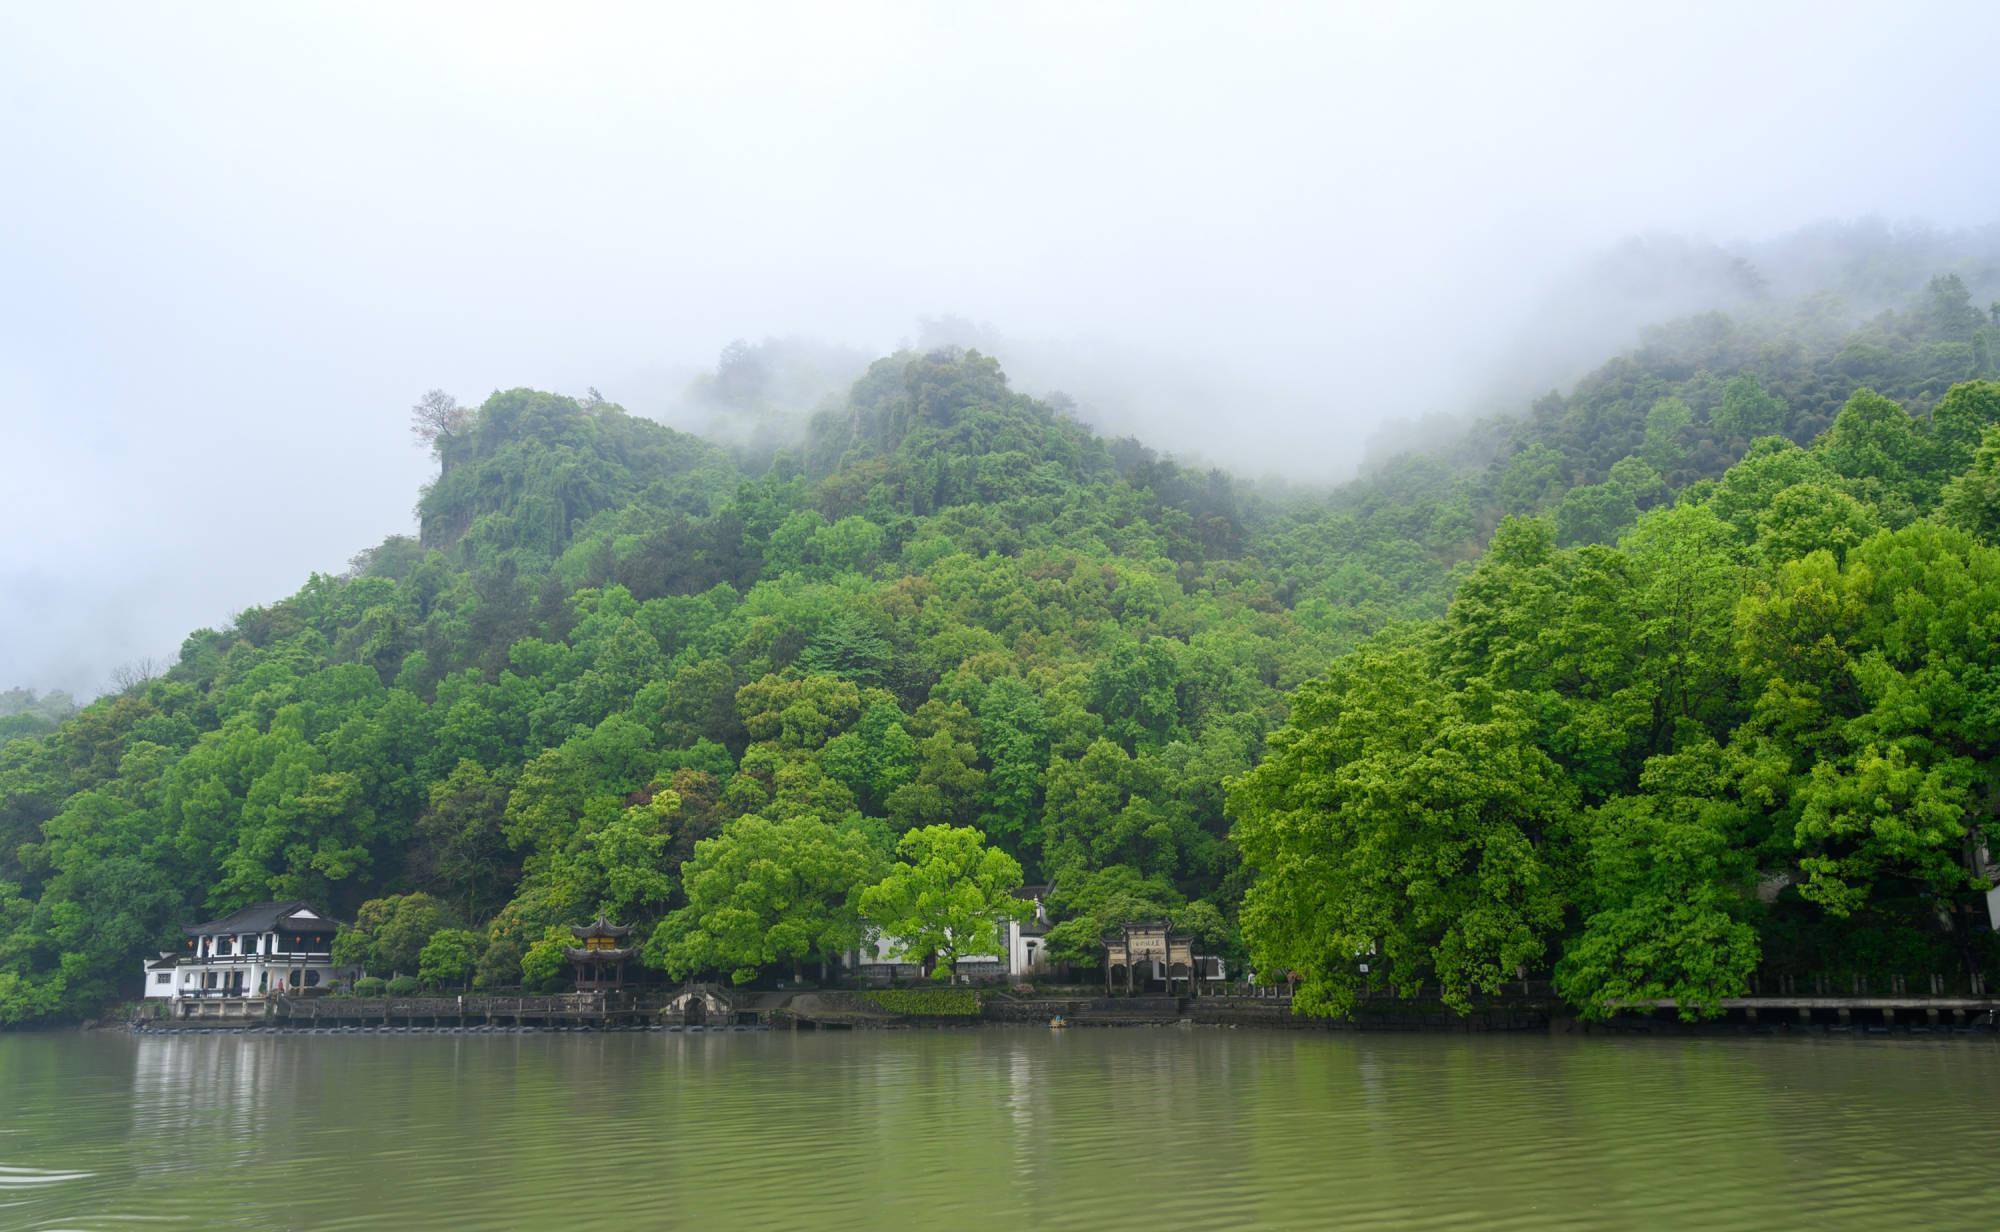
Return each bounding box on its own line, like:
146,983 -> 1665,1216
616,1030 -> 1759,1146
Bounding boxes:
4,2 -> 1998,695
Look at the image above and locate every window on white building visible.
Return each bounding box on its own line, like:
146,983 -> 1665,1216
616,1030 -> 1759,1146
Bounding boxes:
154,973 -> 171,985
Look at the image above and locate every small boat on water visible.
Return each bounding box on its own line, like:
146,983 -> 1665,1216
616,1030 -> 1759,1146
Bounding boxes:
1049,1015 -> 1067,1029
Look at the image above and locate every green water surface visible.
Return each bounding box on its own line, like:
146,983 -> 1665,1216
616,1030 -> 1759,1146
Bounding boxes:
1,1028 -> 1994,1230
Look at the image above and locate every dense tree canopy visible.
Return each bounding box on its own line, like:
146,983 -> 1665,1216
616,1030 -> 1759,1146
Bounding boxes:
855,825 -> 1031,979
3,265 -> 1999,1025
1234,377 -> 2000,1019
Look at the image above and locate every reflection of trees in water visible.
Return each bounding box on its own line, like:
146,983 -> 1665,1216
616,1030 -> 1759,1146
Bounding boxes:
1,1033 -> 1991,1229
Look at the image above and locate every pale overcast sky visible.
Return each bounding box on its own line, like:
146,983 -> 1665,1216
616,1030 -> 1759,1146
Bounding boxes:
4,1 -> 1998,695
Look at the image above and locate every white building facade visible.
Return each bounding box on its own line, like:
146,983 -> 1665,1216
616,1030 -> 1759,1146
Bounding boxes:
142,953 -> 179,998
844,885 -> 1054,984
1973,835 -> 2000,930
145,900 -> 349,1005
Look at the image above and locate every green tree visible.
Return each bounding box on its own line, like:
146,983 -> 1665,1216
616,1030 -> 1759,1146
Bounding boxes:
807,516 -> 888,575
1086,641 -> 1184,751
1735,523 -> 2000,918
820,703 -> 918,813
1753,482 -> 1877,565
1497,443 -> 1564,514
856,825 -> 1032,979
1555,479 -> 1637,546
1230,641 -> 1578,1017
1040,864 -> 1182,965
884,726 -> 985,831
1927,380 -> 2000,475
1711,375 -> 1785,438
1553,743 -> 1760,1019
735,674 -> 862,750
1817,387 -> 1929,518
1940,423 -> 2000,542
1640,397 -> 1693,472
411,760 -> 514,924
580,789 -> 681,921
975,677 -> 1050,843
334,893 -> 453,977
643,814 -> 888,983
417,927 -> 481,989
796,611 -> 894,686
520,924 -> 574,991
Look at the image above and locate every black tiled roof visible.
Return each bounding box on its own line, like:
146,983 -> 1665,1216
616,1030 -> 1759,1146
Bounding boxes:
183,900 -> 336,936
570,914 -> 634,940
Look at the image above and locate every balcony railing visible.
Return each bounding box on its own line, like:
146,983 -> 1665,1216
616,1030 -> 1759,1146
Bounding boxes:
180,950 -> 333,964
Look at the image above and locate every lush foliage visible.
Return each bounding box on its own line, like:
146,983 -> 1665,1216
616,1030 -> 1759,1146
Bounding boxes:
3,265 -> 1998,1025
644,814 -> 886,983
417,927 -> 481,989
1235,380 -> 2000,1018
855,825 -> 1031,978
0,690 -> 77,744
333,893 -> 452,977
856,987 -> 980,1016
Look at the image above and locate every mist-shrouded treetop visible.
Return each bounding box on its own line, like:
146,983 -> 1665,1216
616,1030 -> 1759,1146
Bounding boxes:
7,4 -> 2000,697
4,276 -> 2000,1023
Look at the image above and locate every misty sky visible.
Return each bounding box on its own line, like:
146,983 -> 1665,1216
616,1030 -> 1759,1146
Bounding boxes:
4,1 -> 1999,696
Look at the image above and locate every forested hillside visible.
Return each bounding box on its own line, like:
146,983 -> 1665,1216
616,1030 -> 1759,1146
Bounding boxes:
1238,279 -> 2000,1017
0,690 -> 76,746
3,274 -> 1999,1024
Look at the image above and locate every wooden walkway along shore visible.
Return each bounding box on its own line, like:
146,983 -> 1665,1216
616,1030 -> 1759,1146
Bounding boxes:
133,980 -> 2000,1034
279,993 -> 655,1028
145,990 -> 751,1031
1627,996 -> 2000,1026
140,982 -> 779,1031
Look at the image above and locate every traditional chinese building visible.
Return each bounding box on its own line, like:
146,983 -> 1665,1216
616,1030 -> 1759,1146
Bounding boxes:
566,916 -> 637,991
148,900 -> 348,1006
1972,833 -> 2000,929
1101,921 -> 1221,995
1006,884 -> 1054,978
141,952 -> 180,999
844,884 -> 1054,985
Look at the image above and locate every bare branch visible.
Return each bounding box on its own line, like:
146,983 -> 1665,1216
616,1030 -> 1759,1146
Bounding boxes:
410,389 -> 468,450
109,656 -> 161,693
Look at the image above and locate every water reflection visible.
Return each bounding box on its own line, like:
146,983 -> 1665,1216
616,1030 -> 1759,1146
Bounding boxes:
0,1030 -> 1994,1230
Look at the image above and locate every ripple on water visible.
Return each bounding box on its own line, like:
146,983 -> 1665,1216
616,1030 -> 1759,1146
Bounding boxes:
1,1031 -> 1998,1230
0,1166 -> 94,1186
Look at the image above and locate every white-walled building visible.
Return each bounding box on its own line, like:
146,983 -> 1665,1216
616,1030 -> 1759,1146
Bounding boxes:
1973,835 -> 2000,929
145,900 -> 350,1003
844,885 -> 1053,984
142,953 -> 180,998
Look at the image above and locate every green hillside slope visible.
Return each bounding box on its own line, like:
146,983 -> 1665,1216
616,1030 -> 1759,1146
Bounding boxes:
4,275 -> 1999,1024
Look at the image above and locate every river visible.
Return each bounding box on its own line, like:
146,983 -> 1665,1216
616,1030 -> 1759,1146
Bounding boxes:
1,1028 -> 1995,1230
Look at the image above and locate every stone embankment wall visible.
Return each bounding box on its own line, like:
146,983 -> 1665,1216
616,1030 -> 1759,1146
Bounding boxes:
982,995 -> 1181,1024
1189,996 -> 1555,1031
